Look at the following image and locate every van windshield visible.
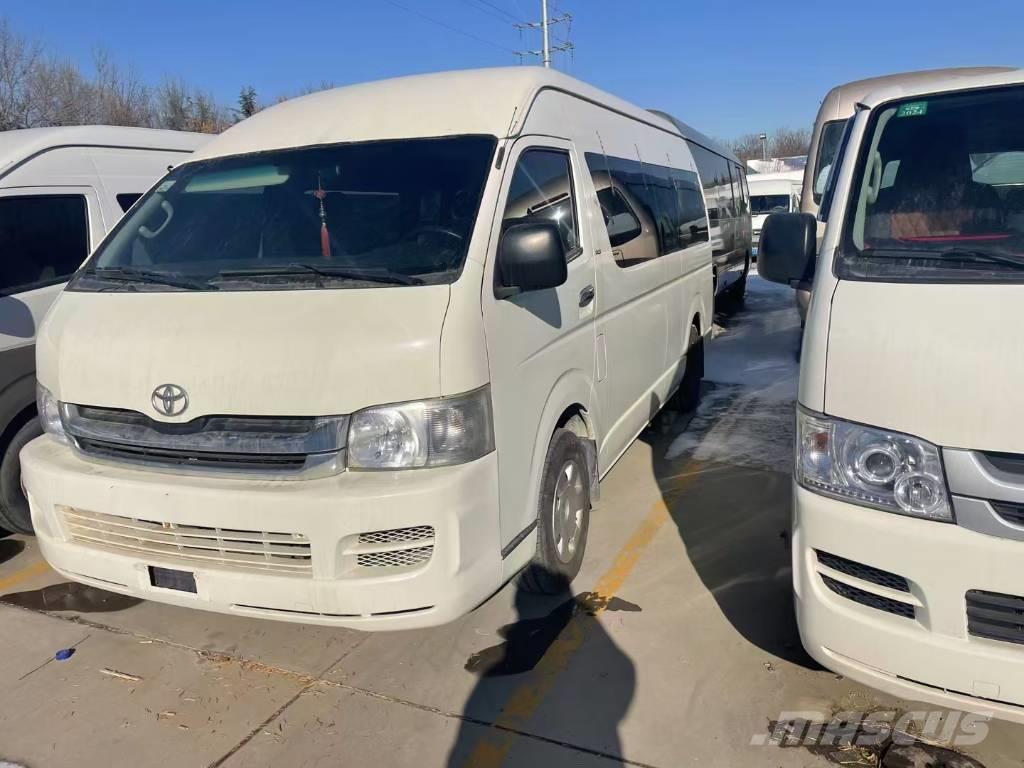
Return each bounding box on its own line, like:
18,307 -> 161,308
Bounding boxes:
839,85 -> 1024,283
71,135 -> 496,292
750,194 -> 790,215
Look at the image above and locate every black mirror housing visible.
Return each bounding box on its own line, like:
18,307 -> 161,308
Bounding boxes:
758,212 -> 817,287
496,221 -> 568,298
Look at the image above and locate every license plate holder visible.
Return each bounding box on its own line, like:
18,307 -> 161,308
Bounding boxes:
149,566 -> 197,594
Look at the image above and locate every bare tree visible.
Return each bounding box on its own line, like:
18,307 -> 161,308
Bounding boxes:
0,19 -> 41,130
92,48 -> 152,126
28,57 -> 95,126
770,127 -> 811,158
730,133 -> 765,164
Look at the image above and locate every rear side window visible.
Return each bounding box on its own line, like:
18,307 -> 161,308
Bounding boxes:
116,193 -> 143,212
585,152 -> 707,265
687,141 -> 734,225
502,149 -> 580,260
0,195 -> 89,294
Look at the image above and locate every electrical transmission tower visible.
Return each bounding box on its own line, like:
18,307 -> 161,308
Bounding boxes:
514,0 -> 573,68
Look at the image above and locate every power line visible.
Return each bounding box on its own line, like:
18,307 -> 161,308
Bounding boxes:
454,0 -> 514,23
473,0 -> 524,22
383,0 -> 517,54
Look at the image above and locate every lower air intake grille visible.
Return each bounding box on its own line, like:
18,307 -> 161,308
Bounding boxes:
816,550 -> 910,592
967,590 -> 1024,646
358,526 -> 434,546
357,546 -> 433,569
61,507 -> 312,575
821,574 -> 916,619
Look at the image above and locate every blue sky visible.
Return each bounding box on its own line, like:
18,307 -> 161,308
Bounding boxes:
5,0 -> 1022,139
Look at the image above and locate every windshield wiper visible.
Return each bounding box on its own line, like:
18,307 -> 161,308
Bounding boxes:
213,263 -> 423,286
858,247 -> 1024,271
84,266 -> 216,291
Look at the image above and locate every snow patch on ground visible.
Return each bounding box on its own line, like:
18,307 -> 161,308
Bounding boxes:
666,276 -> 801,473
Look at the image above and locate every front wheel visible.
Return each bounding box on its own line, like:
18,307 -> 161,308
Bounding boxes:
0,418 -> 42,534
520,429 -> 591,594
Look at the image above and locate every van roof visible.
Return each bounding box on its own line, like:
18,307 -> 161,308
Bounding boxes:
858,67 -> 1024,108
191,67 -> 680,162
0,125 -> 210,176
647,110 -> 740,164
748,171 -> 802,189
817,67 -> 1017,121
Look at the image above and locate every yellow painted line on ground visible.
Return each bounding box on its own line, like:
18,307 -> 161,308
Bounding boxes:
0,560 -> 51,594
462,460 -> 704,767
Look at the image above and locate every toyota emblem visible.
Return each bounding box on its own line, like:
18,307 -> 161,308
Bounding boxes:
151,384 -> 189,417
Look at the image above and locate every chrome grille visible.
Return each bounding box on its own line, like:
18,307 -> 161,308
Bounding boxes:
358,526 -> 434,546
357,546 -> 433,569
60,507 -> 312,575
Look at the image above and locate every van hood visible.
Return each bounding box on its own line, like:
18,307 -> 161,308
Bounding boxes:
824,280 -> 1024,453
37,287 -> 450,420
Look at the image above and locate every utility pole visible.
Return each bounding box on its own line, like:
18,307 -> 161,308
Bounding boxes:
514,3 -> 573,68
542,0 -> 550,67
759,132 -> 768,162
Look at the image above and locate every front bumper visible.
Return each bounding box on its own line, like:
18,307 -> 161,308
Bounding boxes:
21,437 -> 503,630
794,484 -> 1024,722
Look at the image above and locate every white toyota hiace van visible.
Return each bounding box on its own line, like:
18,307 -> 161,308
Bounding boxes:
0,127 -> 208,534
22,69 -> 714,629
760,68 -> 1024,721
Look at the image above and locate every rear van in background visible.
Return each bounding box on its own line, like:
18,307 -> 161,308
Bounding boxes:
794,67 -> 1012,321
760,67 -> 1024,722
748,171 -> 802,257
0,127 -> 208,534
21,68 -> 714,629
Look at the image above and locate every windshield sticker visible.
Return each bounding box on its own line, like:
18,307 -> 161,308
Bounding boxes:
156,180 -> 176,192
896,101 -> 928,118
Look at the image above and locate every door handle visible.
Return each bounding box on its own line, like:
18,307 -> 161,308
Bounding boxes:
579,285 -> 595,308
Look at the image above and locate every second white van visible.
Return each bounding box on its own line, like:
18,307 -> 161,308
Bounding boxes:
21,68 -> 713,629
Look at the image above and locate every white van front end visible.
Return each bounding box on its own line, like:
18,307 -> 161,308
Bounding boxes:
23,283 -> 502,629
762,72 -> 1024,721
19,102 -> 510,629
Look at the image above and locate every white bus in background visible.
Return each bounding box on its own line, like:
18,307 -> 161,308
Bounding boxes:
748,170 -> 802,258
761,67 -> 1024,723
20,68 -> 715,629
0,127 -> 209,534
790,66 -> 1014,323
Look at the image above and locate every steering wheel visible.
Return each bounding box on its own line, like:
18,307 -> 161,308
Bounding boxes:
404,225 -> 464,246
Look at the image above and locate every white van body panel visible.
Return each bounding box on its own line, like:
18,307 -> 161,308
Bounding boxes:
826,281 -> 1024,453
38,287 -> 449,418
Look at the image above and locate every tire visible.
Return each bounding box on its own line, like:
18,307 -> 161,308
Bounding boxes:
671,324 -> 704,413
0,418 -> 41,535
520,428 -> 591,594
731,259 -> 749,302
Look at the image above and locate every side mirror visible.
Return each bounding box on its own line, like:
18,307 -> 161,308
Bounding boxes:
496,221 -> 568,299
758,212 -> 817,287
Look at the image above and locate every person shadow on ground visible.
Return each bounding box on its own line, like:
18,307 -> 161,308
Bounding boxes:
447,568 -> 637,767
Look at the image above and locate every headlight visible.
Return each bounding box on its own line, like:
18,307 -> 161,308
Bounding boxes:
36,383 -> 68,445
796,407 -> 951,521
347,386 -> 494,470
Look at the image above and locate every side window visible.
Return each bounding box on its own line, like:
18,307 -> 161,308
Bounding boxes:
0,195 -> 89,294
671,168 -> 709,247
116,193 -> 143,213
735,166 -> 749,215
586,151 -> 707,262
502,149 -> 580,260
595,187 -> 642,247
